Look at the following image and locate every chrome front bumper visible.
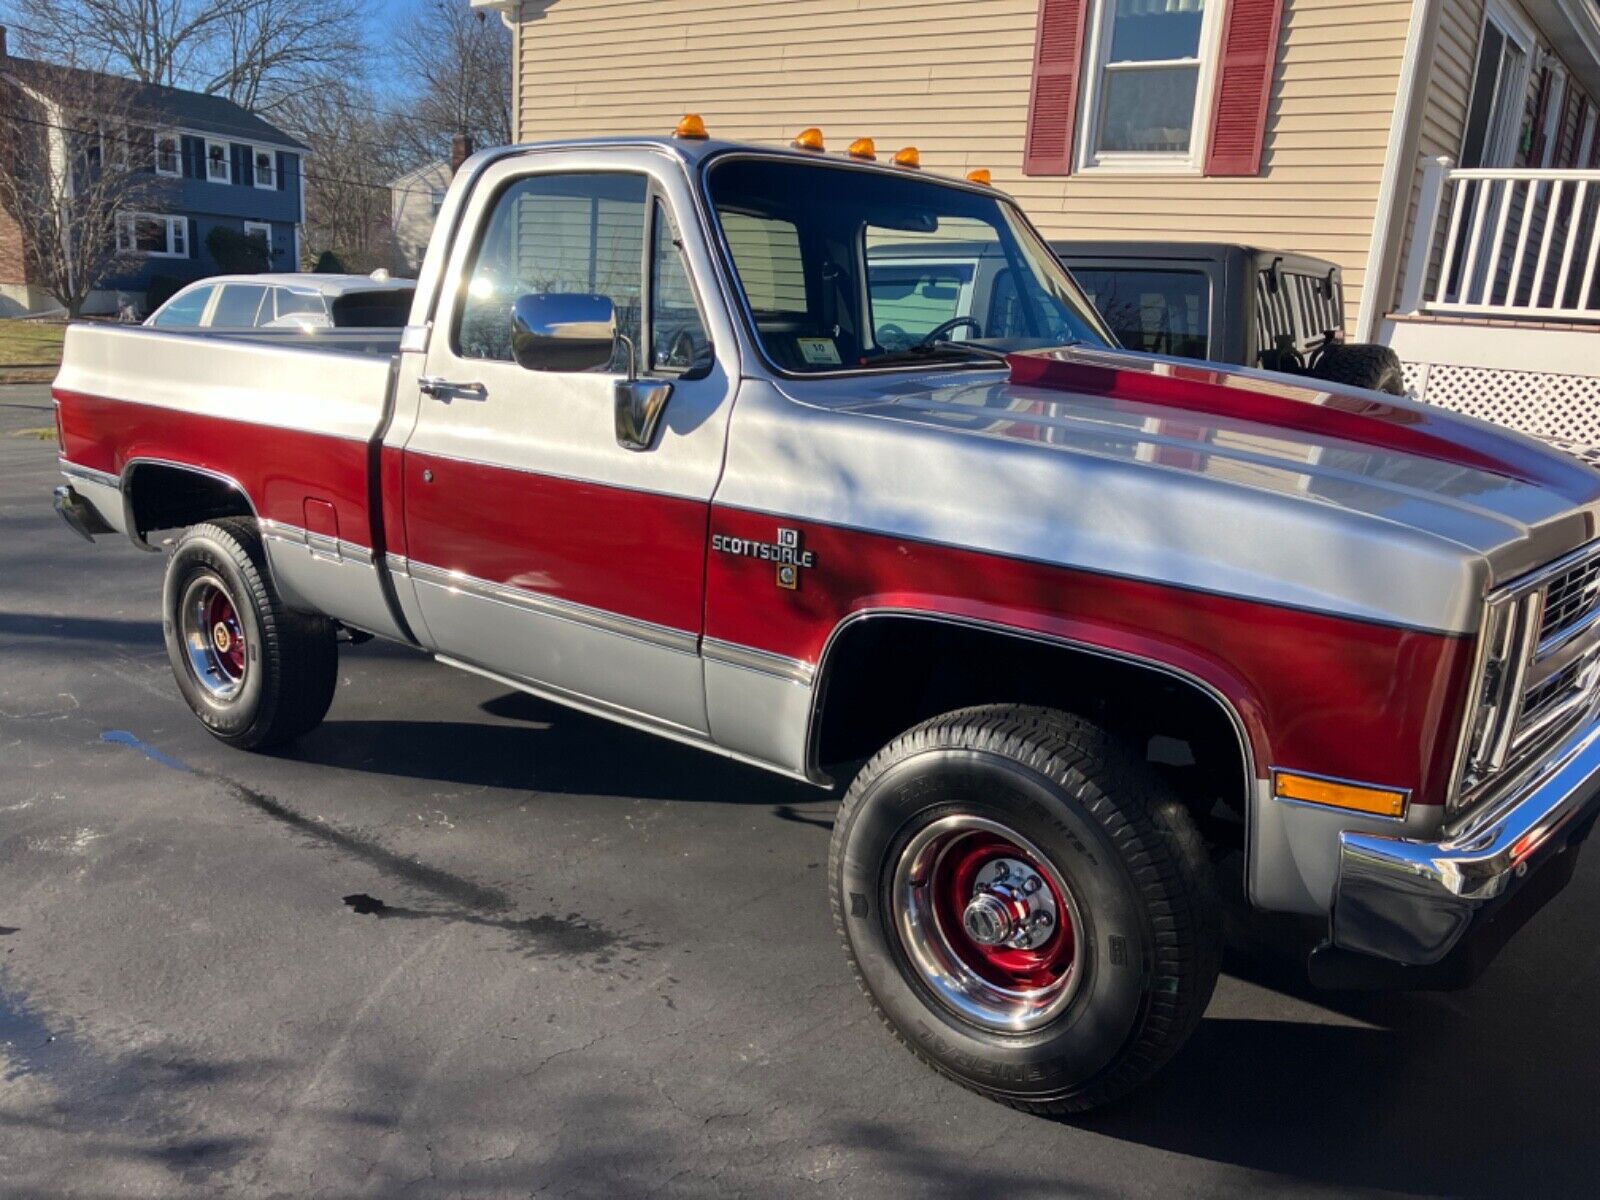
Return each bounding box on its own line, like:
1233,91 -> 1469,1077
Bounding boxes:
1331,711 -> 1600,966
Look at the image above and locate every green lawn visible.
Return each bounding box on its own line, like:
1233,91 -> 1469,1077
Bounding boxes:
0,319 -> 65,382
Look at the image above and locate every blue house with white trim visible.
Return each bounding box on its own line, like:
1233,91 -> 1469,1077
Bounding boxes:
1,41 -> 307,312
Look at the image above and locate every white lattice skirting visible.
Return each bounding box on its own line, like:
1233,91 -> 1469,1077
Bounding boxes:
1403,361 -> 1600,446
1384,319 -> 1600,451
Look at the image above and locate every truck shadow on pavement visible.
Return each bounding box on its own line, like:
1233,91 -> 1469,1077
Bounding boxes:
288,688 -> 826,811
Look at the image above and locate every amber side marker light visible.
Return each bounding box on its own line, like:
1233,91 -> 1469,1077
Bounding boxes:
892,146 -> 921,168
792,127 -> 825,152
966,168 -> 993,185
1273,771 -> 1408,819
674,113 -> 709,140
847,137 -> 876,160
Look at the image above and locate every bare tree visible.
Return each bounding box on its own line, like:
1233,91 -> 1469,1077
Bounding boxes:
3,0 -> 367,112
0,65 -> 171,314
393,0 -> 512,162
274,77 -> 405,272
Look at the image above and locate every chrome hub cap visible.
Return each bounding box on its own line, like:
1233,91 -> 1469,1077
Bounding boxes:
180,574 -> 248,701
892,815 -> 1083,1032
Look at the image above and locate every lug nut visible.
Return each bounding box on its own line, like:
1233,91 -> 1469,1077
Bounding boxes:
1023,875 -> 1042,895
992,862 -> 1010,880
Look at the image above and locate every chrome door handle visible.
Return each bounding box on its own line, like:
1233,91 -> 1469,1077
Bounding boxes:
419,376 -> 487,401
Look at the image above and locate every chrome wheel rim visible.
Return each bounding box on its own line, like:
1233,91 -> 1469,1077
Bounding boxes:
891,814 -> 1084,1033
180,573 -> 248,701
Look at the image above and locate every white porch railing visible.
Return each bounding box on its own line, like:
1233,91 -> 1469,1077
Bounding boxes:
1399,156 -> 1600,323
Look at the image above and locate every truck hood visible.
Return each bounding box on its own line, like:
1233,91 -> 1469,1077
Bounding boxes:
759,346 -> 1600,627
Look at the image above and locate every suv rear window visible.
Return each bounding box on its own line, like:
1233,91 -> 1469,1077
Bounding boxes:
1069,267 -> 1209,360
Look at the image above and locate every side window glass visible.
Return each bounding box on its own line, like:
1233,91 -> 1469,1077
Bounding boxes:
274,288 -> 327,324
211,284 -> 268,328
152,286 -> 213,327
456,171 -> 647,367
1071,268 -> 1209,358
649,199 -> 711,376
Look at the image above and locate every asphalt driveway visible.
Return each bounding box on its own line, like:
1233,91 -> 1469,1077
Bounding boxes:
4,382 -> 1599,1197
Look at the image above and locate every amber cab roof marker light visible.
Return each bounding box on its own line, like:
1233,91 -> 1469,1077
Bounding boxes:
892,146 -> 921,168
792,127 -> 826,152
674,114 -> 709,140
966,168 -> 993,185
846,137 -> 876,160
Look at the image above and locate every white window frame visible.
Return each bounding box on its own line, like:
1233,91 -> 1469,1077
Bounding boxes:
1076,0 -> 1228,175
116,211 -> 188,259
1536,59 -> 1570,167
153,130 -> 182,178
204,137 -> 232,184
244,220 -> 273,255
252,146 -> 277,190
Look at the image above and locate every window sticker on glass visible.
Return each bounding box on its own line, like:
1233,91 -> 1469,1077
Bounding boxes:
796,337 -> 842,366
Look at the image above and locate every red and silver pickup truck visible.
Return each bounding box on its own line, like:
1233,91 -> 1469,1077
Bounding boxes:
50,123 -> 1600,1113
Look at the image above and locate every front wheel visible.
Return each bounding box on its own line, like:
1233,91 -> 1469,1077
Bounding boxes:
162,519 -> 337,750
829,705 -> 1220,1113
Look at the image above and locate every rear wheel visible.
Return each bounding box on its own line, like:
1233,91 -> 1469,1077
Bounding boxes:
162,519 -> 337,750
830,705 -> 1220,1113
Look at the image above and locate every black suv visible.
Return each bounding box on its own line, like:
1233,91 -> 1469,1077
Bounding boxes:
1052,241 -> 1405,394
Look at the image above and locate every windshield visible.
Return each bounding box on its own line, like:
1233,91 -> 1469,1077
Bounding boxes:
706,157 -> 1111,374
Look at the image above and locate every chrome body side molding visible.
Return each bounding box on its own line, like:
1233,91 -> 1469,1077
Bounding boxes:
404,559 -> 699,657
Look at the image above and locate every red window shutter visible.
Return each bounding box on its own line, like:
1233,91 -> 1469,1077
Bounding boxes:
1203,0 -> 1285,177
1023,0 -> 1089,177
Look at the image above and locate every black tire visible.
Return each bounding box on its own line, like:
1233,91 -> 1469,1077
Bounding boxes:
162,518 -> 337,750
1308,342 -> 1406,395
829,705 -> 1220,1113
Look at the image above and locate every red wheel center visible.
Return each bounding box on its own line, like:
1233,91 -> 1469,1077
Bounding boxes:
930,833 -> 1075,991
203,589 -> 246,679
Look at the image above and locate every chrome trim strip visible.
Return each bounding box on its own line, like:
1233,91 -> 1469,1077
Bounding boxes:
1334,705 -> 1600,965
259,519 -> 375,567
386,552 -> 410,575
436,654 -> 816,786
408,559 -> 700,657
701,637 -> 816,686
58,460 -> 121,490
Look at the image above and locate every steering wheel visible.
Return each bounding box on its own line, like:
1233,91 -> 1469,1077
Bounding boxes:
917,316 -> 983,347
877,322 -> 913,350
666,329 -> 699,370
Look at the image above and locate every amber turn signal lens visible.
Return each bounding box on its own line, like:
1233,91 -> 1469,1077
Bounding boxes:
1273,772 -> 1408,819
892,146 -> 921,168
847,137 -> 876,160
674,113 -> 709,139
792,127 -> 825,152
966,168 -> 993,185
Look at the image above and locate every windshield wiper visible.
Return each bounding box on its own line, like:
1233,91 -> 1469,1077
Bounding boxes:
865,342 -> 1013,368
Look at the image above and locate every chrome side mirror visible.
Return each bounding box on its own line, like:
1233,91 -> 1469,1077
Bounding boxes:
510,293 -> 617,373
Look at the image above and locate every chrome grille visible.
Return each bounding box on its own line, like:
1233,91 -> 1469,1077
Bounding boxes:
1539,556 -> 1600,643
1453,541 -> 1600,815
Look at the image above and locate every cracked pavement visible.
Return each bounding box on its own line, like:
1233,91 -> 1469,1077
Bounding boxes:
5,384 -> 1600,1197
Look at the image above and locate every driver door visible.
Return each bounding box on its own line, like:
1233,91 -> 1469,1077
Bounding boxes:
399,161 -> 729,735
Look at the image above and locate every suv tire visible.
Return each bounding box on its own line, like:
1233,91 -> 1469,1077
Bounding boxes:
830,705 -> 1221,1113
162,518 -> 337,750
1309,342 -> 1406,395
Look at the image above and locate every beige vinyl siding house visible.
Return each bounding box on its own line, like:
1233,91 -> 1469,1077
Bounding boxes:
491,0 -> 1404,324
477,0 -> 1600,439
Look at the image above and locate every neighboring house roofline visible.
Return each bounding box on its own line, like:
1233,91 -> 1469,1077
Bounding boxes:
389,159 -> 451,189
0,55 -> 310,151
